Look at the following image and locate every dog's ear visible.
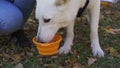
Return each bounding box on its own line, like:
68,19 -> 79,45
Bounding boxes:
55,0 -> 70,6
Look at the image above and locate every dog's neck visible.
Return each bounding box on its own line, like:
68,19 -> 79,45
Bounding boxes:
64,0 -> 87,20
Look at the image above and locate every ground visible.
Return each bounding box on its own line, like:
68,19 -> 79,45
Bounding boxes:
0,2 -> 120,68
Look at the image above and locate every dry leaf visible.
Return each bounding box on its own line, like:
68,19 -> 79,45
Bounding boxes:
12,54 -> 21,61
109,47 -> 120,57
44,64 -> 52,68
14,63 -> 23,68
3,52 -> 11,59
87,57 -> 97,66
0,63 -> 2,67
105,28 -> 120,34
3,52 -> 11,61
73,63 -> 83,68
58,66 -> 63,68
51,55 -> 58,58
26,52 -> 33,56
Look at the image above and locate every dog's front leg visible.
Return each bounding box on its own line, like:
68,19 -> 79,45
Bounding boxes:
58,20 -> 74,54
89,3 -> 104,57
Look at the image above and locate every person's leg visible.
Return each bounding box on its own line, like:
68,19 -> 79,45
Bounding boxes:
0,0 -> 31,48
14,0 -> 36,23
0,0 -> 23,35
11,0 -> 36,48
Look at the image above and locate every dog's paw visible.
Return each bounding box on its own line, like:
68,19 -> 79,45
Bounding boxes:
91,41 -> 104,57
92,47 -> 104,57
58,46 -> 71,54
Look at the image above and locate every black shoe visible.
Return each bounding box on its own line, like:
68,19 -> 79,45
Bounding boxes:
11,30 -> 32,49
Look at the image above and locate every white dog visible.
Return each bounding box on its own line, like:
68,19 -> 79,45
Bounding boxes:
35,0 -> 104,57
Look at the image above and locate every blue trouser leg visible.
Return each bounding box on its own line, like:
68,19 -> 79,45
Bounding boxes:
0,1 -> 23,35
13,0 -> 36,23
0,0 -> 35,35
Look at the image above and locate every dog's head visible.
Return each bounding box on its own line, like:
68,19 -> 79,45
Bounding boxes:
35,0 -> 71,42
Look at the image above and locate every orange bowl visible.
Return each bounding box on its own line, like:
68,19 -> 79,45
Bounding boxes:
101,2 -> 109,7
32,34 -> 62,56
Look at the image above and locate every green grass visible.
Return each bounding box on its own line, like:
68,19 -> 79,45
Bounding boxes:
0,4 -> 120,68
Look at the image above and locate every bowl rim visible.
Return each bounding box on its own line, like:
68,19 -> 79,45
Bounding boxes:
32,34 -> 62,46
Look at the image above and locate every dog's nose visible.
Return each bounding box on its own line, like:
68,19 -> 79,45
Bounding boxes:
44,18 -> 51,23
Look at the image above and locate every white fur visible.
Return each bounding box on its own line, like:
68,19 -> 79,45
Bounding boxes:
35,0 -> 104,57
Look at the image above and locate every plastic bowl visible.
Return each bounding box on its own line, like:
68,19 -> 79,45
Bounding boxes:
32,34 -> 62,56
101,2 -> 109,7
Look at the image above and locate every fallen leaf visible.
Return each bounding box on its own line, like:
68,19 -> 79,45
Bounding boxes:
3,52 -> 11,61
44,64 -> 52,68
73,63 -> 83,68
26,52 -> 33,56
109,47 -> 120,57
58,66 -> 63,68
0,63 -> 2,67
87,57 -> 97,66
0,54 -> 3,57
66,58 -> 77,64
12,54 -> 21,62
105,27 -> 120,34
2,57 -> 8,62
14,63 -> 23,68
51,55 -> 58,59
3,52 -> 11,58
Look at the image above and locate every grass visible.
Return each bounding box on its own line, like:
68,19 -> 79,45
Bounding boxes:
0,3 -> 120,68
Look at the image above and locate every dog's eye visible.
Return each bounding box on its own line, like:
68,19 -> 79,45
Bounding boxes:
44,19 -> 51,23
